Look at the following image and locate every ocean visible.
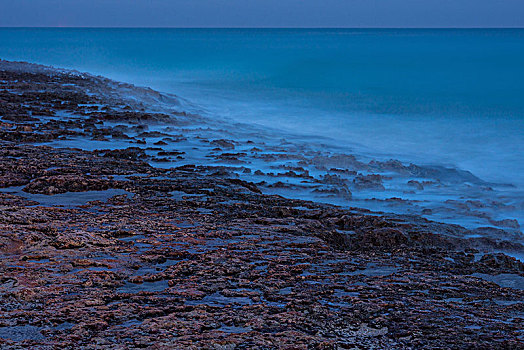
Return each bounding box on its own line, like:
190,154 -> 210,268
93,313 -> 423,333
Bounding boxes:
1,28 -> 523,232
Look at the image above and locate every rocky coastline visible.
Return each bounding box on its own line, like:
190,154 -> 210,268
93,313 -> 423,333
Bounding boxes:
0,60 -> 523,349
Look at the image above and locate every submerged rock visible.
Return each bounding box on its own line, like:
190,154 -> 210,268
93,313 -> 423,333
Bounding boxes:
23,175 -> 114,195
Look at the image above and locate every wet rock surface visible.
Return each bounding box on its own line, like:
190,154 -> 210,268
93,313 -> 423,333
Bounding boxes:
0,60 -> 523,349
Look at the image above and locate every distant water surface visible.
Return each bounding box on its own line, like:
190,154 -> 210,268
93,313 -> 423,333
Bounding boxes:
0,28 -> 523,186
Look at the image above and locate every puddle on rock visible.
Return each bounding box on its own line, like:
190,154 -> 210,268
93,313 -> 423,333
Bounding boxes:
0,325 -> 46,341
0,186 -> 132,208
185,291 -> 253,306
117,280 -> 169,294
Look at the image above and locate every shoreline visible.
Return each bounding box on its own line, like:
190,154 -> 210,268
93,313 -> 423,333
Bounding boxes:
3,59 -> 522,237
0,60 -> 523,348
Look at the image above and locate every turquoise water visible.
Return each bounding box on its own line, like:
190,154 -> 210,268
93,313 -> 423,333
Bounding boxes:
0,28 -> 523,186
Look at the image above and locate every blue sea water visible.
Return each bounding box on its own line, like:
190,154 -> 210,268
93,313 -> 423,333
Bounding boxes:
0,28 -> 523,187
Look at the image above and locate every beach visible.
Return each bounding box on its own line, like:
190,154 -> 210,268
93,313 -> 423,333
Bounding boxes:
2,28 -> 523,234
0,60 -> 523,348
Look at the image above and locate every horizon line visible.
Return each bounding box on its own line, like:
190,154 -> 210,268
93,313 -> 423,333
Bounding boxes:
1,26 -> 523,30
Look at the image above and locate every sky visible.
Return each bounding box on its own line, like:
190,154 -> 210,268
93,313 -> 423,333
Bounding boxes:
0,0 -> 523,28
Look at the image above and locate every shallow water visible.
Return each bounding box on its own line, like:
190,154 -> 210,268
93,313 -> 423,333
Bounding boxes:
472,273 -> 524,290
0,186 -> 131,208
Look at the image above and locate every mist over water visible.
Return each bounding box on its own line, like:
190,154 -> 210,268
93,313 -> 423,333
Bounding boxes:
1,28 -> 523,187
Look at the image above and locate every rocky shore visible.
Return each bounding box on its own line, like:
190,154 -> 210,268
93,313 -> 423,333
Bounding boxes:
0,60 -> 523,349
